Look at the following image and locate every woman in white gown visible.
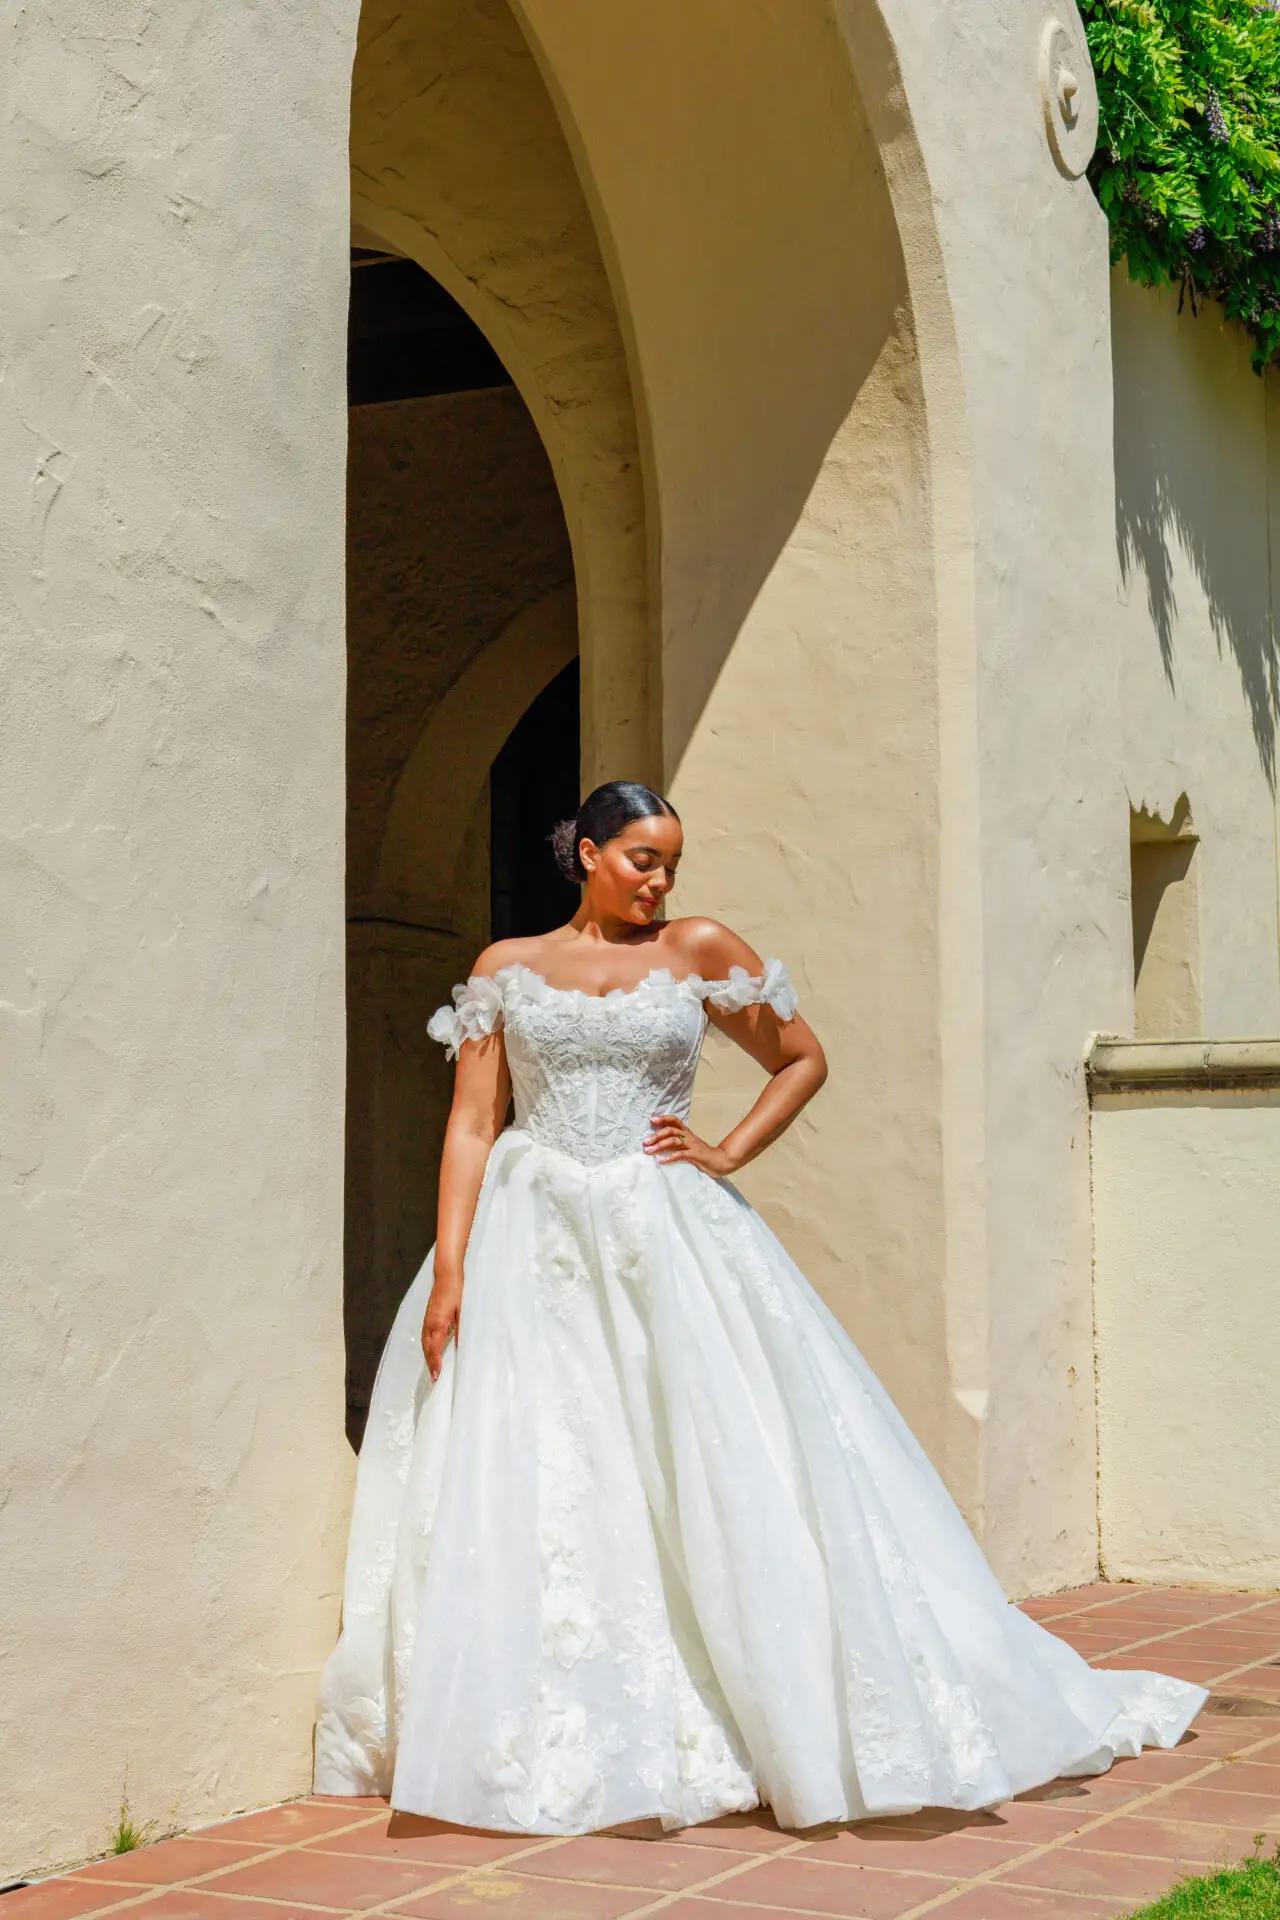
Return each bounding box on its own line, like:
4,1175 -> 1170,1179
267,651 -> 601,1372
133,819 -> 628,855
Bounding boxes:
313,779 -> 1209,1838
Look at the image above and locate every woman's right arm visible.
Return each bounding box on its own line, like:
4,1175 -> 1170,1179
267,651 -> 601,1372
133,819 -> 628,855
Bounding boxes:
423,969 -> 512,1381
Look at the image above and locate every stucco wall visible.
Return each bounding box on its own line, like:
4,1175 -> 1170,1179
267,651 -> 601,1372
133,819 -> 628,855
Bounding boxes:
1088,276 -> 1280,1594
1111,269 -> 1280,1037
0,0 -> 354,1882
514,0 -> 977,1548
1092,1088 -> 1280,1587
515,0 -> 1128,1594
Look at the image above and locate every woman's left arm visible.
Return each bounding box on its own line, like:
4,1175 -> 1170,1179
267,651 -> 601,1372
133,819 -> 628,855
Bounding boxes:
643,919 -> 828,1174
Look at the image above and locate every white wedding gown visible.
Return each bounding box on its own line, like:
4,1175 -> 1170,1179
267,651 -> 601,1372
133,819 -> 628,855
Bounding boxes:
312,957 -> 1209,1836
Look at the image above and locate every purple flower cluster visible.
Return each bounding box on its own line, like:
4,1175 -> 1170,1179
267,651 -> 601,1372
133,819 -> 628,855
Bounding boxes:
1204,86 -> 1229,143
1258,207 -> 1280,250
1187,224 -> 1208,251
1119,174 -> 1162,230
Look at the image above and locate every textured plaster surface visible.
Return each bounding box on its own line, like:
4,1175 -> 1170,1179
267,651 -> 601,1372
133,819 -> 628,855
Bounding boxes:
0,0 -> 354,1882
514,0 -> 969,1546
518,0 -> 1279,1597
1112,270 -> 1280,1037
515,0 -> 1118,1591
863,0 -> 1121,1592
1093,1093 -> 1280,1585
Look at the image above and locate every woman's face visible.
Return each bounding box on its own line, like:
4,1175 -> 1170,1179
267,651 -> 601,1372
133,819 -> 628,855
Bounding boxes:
580,813 -> 682,923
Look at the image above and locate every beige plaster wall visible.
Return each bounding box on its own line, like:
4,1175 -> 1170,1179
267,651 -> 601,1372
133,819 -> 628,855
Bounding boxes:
1092,1090 -> 1280,1587
515,0 -> 1128,1594
0,0 -> 353,1881
513,0 -> 974,1539
1111,271 -> 1280,1038
875,5 -> 1122,1591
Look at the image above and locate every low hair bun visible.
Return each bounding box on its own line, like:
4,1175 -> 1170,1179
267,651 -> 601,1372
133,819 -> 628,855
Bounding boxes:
547,815 -> 584,884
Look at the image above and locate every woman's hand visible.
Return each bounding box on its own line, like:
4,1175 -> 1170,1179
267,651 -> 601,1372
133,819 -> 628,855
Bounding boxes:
422,1276 -> 462,1382
643,1113 -> 739,1176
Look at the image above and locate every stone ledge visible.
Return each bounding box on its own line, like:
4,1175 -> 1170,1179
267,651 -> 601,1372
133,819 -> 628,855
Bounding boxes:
1087,1035 -> 1280,1094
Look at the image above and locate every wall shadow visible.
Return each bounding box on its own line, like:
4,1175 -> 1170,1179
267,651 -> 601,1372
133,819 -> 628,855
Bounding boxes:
1113,277 -> 1280,789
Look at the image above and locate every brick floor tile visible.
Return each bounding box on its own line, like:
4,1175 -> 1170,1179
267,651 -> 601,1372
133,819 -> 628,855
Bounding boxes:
1209,1758 -> 1280,1793
1226,1665 -> 1280,1698
0,1883 -> 151,1918
652,1812 -> 797,1853
194,1802 -> 382,1845
1107,1749 -> 1221,1783
968,1799 -> 1115,1844
818,1801 -> 1078,1848
190,1847 -> 452,1909
1130,1590 -> 1275,1612
992,1844 -> 1202,1901
83,1898 -> 344,1920
513,1836 -> 742,1890
644,1904 -> 820,1920
1092,1613 -> 1236,1636
797,1827 -> 1031,1877
926,1888 -> 1129,1917
1147,1622 -> 1280,1646
1148,1783 -> 1280,1825
69,1841 -> 267,1886
1061,1815 -> 1270,1864
806,1808 -> 1000,1839
394,1873 -> 658,1918
1010,1774 -> 1149,1812
690,1855 -> 946,1915
302,1815 -> 536,1868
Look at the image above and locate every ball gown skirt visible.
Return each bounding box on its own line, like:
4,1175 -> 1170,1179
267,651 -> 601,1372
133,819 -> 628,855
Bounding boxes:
312,957 -> 1209,1837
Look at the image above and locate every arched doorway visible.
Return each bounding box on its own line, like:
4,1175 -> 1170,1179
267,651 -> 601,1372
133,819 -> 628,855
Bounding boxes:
343,249 -> 580,1439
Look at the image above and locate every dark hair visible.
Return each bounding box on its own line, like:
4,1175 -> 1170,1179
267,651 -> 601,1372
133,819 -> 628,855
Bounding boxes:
547,780 -> 680,885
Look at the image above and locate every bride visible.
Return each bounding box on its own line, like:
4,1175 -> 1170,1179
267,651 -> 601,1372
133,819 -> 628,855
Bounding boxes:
313,778 -> 1209,1837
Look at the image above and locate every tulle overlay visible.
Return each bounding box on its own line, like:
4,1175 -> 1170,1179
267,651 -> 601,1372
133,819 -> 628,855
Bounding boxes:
313,959 -> 1208,1835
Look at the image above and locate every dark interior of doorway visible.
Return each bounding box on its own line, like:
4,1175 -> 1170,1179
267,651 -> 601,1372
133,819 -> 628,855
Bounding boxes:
490,660 -> 582,940
349,247 -> 512,403
348,245 -> 580,947
343,248 -> 581,1443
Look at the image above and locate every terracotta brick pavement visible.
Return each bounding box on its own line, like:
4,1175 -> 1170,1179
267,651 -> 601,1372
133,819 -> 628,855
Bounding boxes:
9,1582 -> 1280,1920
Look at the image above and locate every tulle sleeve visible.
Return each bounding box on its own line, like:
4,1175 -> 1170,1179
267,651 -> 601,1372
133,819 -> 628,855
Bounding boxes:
700,955 -> 798,1020
426,972 -> 507,1062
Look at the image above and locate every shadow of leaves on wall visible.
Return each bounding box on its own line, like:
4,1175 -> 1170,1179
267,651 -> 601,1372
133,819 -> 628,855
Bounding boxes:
1113,285 -> 1280,792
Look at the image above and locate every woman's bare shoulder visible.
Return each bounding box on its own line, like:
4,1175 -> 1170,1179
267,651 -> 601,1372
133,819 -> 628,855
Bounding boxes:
662,916 -> 766,978
463,936 -> 544,980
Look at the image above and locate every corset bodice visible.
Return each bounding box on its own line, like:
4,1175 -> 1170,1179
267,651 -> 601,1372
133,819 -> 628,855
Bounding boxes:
428,957 -> 798,1167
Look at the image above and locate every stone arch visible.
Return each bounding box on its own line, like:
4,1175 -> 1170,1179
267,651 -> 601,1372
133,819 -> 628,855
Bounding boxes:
503,1 -> 988,1512
349,0 -> 653,788
375,585 -> 577,928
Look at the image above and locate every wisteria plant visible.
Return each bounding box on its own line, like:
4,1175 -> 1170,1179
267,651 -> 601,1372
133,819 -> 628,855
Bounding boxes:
1080,0 -> 1280,369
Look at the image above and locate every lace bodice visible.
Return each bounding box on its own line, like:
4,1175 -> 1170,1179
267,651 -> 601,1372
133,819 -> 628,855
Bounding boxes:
427,958 -> 798,1168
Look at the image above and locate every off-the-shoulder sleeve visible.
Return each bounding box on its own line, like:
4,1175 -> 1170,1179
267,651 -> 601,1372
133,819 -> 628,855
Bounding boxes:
701,956 -> 798,1020
426,972 -> 506,1061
